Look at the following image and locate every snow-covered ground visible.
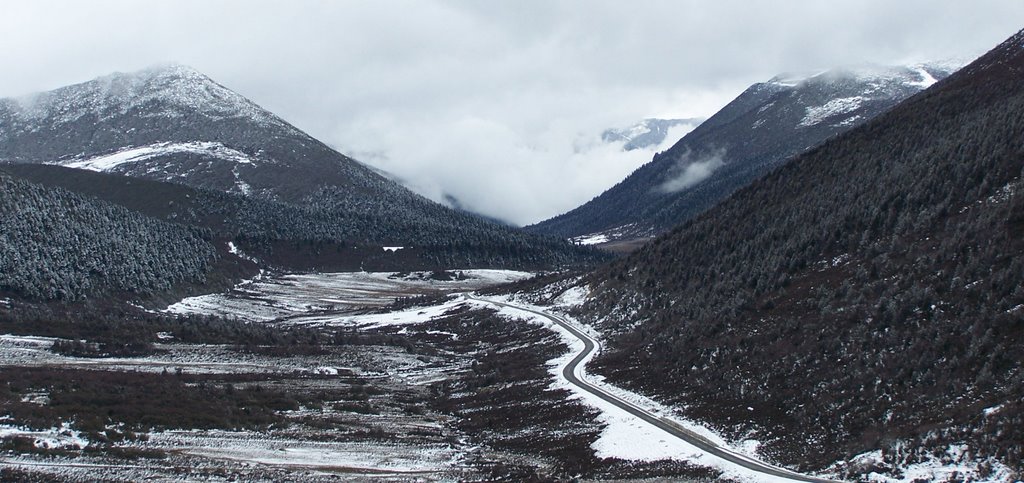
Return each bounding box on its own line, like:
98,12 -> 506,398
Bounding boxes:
799,96 -> 865,127
307,296 -> 473,329
57,141 -> 256,172
570,233 -> 609,245
165,270 -> 532,322
478,287 -> 1017,483
147,430 -> 460,475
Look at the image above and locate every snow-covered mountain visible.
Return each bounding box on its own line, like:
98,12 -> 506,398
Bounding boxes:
0,64 -> 391,201
528,62 -> 962,244
601,118 -> 704,151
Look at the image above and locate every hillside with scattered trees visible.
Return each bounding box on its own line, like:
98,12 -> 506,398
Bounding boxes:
571,29 -> 1024,478
530,63 -> 958,242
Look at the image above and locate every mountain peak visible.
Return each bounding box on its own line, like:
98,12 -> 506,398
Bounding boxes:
767,61 -> 962,91
7,64 -> 283,129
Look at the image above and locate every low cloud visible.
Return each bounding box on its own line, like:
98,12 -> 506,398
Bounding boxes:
338,110 -> 696,226
657,149 -> 726,194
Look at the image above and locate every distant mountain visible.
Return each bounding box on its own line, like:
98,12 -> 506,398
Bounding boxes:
0,65 -> 603,273
530,62 -> 961,243
563,31 -> 1023,479
601,118 -> 703,151
0,64 -> 389,201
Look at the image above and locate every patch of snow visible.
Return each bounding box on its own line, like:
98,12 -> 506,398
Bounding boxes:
19,392 -> 50,405
330,297 -> 471,330
164,270 -> 532,323
798,96 -> 865,127
553,285 -> 590,307
313,366 -> 339,375
57,141 -> 257,172
570,233 -> 609,245
423,330 -> 458,340
231,165 -> 254,196
842,444 -> 1016,483
905,65 -> 939,89
226,241 -> 259,264
382,246 -> 405,252
834,114 -> 863,127
982,404 -> 1005,417
0,421 -> 89,450
147,430 -> 457,474
0,334 -> 58,347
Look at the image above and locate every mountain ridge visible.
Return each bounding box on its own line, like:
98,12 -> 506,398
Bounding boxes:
529,62 -> 961,243
0,65 -> 605,283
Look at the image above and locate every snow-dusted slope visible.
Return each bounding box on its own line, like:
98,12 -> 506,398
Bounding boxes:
530,61 -> 963,242
8,64 -> 286,129
0,64 -> 394,202
60,142 -> 255,172
771,63 -> 960,129
0,65 -> 603,270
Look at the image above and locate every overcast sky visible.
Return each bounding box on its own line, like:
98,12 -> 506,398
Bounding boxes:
2,1 -> 1022,225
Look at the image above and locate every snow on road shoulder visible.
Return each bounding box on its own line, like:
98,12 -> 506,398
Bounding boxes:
473,294 -> 810,483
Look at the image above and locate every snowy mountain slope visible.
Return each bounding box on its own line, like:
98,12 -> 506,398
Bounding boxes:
601,118 -> 704,151
529,62 -> 961,243
0,65 -> 604,272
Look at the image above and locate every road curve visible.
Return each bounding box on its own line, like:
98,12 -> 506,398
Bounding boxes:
470,296 -> 841,483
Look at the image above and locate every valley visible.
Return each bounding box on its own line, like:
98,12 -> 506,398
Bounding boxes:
1,9 -> 1022,482
0,271 -> 768,482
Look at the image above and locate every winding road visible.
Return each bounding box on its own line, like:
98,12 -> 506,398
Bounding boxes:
470,296 -> 840,483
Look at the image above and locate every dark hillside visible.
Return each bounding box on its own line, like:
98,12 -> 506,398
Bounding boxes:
577,30 -> 1024,478
3,164 -> 603,272
0,174 -> 219,301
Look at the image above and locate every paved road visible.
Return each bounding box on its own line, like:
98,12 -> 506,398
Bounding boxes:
470,296 -> 841,483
